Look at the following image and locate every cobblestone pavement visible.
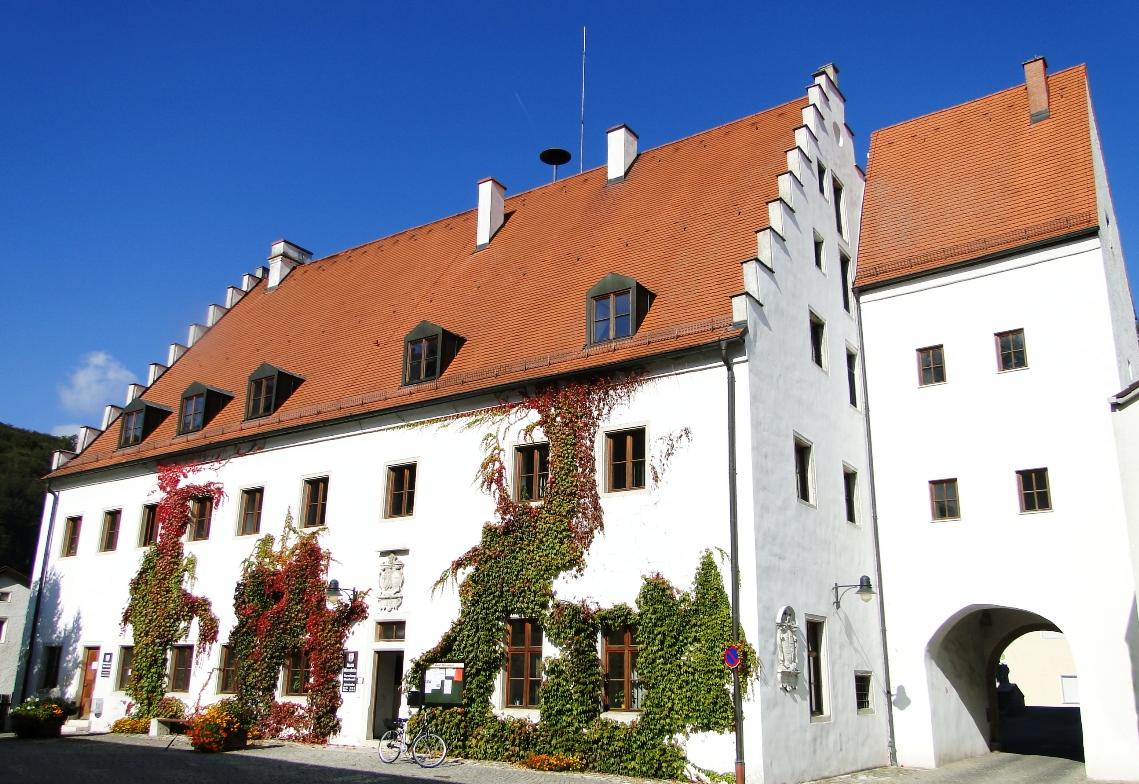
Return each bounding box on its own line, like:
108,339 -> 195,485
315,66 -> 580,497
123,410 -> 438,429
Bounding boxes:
0,733 -> 1117,784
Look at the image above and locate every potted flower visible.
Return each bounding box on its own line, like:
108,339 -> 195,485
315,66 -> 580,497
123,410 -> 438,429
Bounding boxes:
10,696 -> 70,738
187,699 -> 249,752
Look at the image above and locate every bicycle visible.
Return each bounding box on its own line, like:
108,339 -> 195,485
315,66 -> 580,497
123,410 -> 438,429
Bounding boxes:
377,708 -> 447,767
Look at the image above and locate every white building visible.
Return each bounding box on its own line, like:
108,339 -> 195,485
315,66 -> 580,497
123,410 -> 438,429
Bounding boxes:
17,66 -> 890,783
858,59 -> 1139,781
1,566 -> 31,710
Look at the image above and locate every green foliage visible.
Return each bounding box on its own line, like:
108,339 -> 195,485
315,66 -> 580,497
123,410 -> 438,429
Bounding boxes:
538,601 -> 602,755
684,552 -> 744,732
582,717 -> 687,779
153,696 -> 188,719
0,422 -> 72,573
111,716 -> 152,734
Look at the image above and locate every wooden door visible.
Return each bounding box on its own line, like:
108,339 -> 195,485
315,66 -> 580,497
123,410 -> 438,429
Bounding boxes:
79,647 -> 100,718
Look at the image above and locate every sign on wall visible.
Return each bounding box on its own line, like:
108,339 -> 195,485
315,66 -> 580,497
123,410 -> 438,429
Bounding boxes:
99,652 -> 113,678
424,662 -> 464,706
341,651 -> 358,693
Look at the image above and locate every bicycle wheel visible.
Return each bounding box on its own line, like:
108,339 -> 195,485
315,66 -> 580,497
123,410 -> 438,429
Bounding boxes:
378,730 -> 403,763
411,732 -> 447,767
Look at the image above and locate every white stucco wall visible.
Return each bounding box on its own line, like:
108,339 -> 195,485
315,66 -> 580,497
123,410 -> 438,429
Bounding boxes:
862,236 -> 1139,781
0,574 -> 31,699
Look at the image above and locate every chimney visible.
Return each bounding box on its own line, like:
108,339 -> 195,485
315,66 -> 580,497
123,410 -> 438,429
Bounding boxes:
813,63 -> 840,88
1024,56 -> 1050,123
147,363 -> 167,385
607,124 -> 638,182
267,240 -> 313,290
168,343 -> 187,365
76,426 -> 102,451
125,383 -> 146,404
102,404 -> 123,430
476,178 -> 506,249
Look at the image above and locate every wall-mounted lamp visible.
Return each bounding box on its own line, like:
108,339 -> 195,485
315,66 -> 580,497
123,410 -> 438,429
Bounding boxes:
833,575 -> 875,609
326,578 -> 360,603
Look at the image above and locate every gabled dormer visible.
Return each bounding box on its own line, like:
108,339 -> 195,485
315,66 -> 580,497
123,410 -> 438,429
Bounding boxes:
402,321 -> 463,385
586,273 -> 654,345
177,382 -> 234,435
118,399 -> 172,448
245,363 -> 304,420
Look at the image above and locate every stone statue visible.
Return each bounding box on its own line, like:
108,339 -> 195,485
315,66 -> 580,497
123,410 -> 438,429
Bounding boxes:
377,553 -> 405,612
776,606 -> 800,692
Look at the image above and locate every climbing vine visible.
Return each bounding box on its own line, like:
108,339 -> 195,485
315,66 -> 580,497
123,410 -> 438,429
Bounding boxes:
227,512 -> 368,742
121,461 -> 223,717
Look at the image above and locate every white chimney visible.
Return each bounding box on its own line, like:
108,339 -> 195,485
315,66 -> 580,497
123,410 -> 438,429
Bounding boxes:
187,323 -> 209,346
476,178 -> 506,249
226,286 -> 245,307
1024,56 -> 1050,123
147,363 -> 167,385
607,124 -> 638,182
126,383 -> 146,404
77,426 -> 102,451
267,240 -> 313,290
51,450 -> 76,470
207,303 -> 228,326
102,404 -> 123,430
168,343 -> 187,365
813,63 -> 840,88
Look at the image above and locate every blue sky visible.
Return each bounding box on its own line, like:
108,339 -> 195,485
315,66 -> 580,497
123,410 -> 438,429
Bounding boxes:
2,0 -> 1138,436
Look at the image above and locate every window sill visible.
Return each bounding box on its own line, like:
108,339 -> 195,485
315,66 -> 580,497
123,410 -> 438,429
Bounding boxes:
997,366 -> 1030,374
603,486 -> 648,497
1018,509 -> 1053,515
383,514 -> 415,521
917,381 -> 947,388
797,498 -> 817,509
600,710 -> 641,724
930,517 -> 961,523
809,713 -> 831,724
857,708 -> 875,716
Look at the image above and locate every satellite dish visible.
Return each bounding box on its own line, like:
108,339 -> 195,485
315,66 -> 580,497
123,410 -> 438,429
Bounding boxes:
540,148 -> 572,181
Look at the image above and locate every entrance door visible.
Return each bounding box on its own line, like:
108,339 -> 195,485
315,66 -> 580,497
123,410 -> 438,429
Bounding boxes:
371,651 -> 404,738
79,647 -> 100,718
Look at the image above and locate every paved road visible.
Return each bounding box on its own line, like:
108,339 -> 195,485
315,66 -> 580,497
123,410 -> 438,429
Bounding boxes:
0,733 -> 1116,784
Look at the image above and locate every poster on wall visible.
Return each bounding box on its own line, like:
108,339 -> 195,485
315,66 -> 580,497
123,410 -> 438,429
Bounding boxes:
342,651 -> 358,693
424,662 -> 464,705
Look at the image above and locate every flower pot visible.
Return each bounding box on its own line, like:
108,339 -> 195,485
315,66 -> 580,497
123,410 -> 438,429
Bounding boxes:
12,715 -> 64,738
223,728 -> 248,751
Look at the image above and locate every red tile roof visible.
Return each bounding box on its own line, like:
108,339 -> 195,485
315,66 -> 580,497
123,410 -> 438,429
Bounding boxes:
51,96 -> 808,478
856,65 -> 1098,288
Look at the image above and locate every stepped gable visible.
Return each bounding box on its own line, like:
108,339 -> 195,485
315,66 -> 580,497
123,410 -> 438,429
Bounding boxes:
857,65 -> 1097,289
51,95 -> 807,478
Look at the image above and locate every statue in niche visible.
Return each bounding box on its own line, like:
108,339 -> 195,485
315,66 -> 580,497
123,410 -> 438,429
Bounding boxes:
776,605 -> 800,692
377,553 -> 405,612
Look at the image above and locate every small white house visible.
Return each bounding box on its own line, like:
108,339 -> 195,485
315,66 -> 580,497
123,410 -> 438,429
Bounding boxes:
1,566 -> 31,706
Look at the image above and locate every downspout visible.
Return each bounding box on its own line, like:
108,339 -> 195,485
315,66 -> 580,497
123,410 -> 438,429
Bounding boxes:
720,338 -> 745,784
855,307 -> 898,766
19,482 -> 59,703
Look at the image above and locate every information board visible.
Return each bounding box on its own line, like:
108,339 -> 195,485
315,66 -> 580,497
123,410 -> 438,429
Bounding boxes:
423,662 -> 464,706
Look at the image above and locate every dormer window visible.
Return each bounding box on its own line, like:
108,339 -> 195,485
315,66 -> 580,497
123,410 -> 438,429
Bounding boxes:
245,364 -> 303,420
178,383 -> 234,435
402,321 -> 463,386
586,273 -> 654,345
118,399 -> 172,448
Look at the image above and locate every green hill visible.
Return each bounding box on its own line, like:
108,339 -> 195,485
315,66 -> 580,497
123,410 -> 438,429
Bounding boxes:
0,423 -> 74,573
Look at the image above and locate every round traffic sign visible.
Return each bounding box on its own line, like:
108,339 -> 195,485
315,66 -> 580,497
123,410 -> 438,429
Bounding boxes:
723,644 -> 741,669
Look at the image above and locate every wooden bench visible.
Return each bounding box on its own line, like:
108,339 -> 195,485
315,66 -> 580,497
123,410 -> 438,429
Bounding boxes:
149,717 -> 191,736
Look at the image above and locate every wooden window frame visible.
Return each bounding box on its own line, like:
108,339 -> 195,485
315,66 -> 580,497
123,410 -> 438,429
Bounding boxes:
117,646 -> 134,691
100,509 -> 121,552
301,477 -> 329,528
515,444 -> 550,502
794,438 -> 814,505
179,392 -> 205,434
917,345 -> 946,386
855,671 -> 873,712
218,645 -> 239,694
603,625 -> 641,712
189,496 -> 213,541
809,312 -> 826,369
929,478 -> 961,521
238,488 -> 264,536
1017,468 -> 1051,513
138,504 -> 158,547
247,374 -> 277,419
385,464 -> 416,518
843,468 -> 858,524
376,621 -> 407,641
592,289 -> 634,344
996,328 -> 1028,372
62,516 -> 81,557
806,619 -> 827,718
169,645 -> 193,693
504,619 -> 543,708
120,408 -> 145,447
405,335 -> 440,384
605,428 -> 646,492
285,650 -> 312,696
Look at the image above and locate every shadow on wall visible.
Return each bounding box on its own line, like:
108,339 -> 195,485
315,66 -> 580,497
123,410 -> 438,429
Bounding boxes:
15,569 -> 84,703
1128,596 -> 1139,743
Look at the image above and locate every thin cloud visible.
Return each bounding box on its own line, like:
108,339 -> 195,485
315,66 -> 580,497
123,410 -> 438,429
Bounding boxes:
58,351 -> 136,416
51,423 -> 82,438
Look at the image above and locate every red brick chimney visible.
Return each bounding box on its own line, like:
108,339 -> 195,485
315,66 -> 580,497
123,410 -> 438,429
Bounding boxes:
1023,56 -> 1050,123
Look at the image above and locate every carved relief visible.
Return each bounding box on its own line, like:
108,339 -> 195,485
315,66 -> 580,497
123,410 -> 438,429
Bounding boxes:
775,605 -> 800,692
377,553 -> 405,612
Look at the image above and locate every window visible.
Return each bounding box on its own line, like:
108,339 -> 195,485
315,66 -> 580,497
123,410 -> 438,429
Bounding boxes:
1060,675 -> 1080,705
996,329 -> 1028,371
121,408 -> 145,446
930,479 -> 961,520
0,618 -> 6,642
169,645 -> 193,692
839,253 -> 852,312
218,645 -> 239,694
248,375 -> 276,418
376,621 -> 406,641
189,496 -> 213,541
515,444 -> 549,501
285,650 -> 312,695
855,672 -> 872,712
239,488 -> 264,535
606,428 -> 646,492
406,334 -> 440,383
846,350 -> 858,407
505,619 -> 542,707
604,626 -> 642,711
100,510 -> 121,552
139,504 -> 158,547
0,591 -> 10,602
832,178 -> 846,237
386,465 -> 416,518
810,313 -> 826,368
813,234 -> 825,270
117,646 -> 134,691
245,363 -> 303,420
1017,468 -> 1051,512
179,393 -> 205,434
43,645 -> 62,689
806,619 -> 826,717
917,345 -> 946,385
843,468 -> 858,524
62,516 -> 81,557
302,477 -> 329,528
118,399 -> 172,447
817,160 -> 827,195
592,290 -> 633,343
794,438 -> 814,504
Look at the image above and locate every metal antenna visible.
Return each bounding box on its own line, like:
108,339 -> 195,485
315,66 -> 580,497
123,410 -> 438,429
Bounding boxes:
579,26 -> 587,173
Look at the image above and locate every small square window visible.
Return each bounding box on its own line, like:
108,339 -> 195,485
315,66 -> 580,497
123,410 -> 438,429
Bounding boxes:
179,393 -> 205,434
169,645 -> 193,692
239,488 -> 263,536
386,465 -> 416,518
606,428 -> 646,492
810,313 -> 826,369
117,646 -> 134,691
593,290 -> 633,343
120,409 -> 145,447
376,621 -> 407,641
839,253 -> 852,313
843,468 -> 858,524
1017,468 -> 1051,512
100,510 -> 121,552
218,645 -> 239,694
285,650 -> 312,695
917,345 -> 946,386
139,504 -> 159,547
406,335 -> 440,383
505,619 -> 543,707
189,496 -> 213,541
62,516 -> 81,557
0,591 -> 10,602
302,477 -> 329,528
794,438 -> 814,504
248,375 -> 277,419
846,350 -> 858,407
996,329 -> 1028,371
855,672 -> 873,712
813,234 -> 825,271
930,479 -> 960,520
515,444 -> 549,501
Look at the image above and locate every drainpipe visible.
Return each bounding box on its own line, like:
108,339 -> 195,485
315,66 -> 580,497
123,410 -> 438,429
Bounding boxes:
19,483 -> 59,703
855,311 -> 898,766
720,339 -> 745,784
